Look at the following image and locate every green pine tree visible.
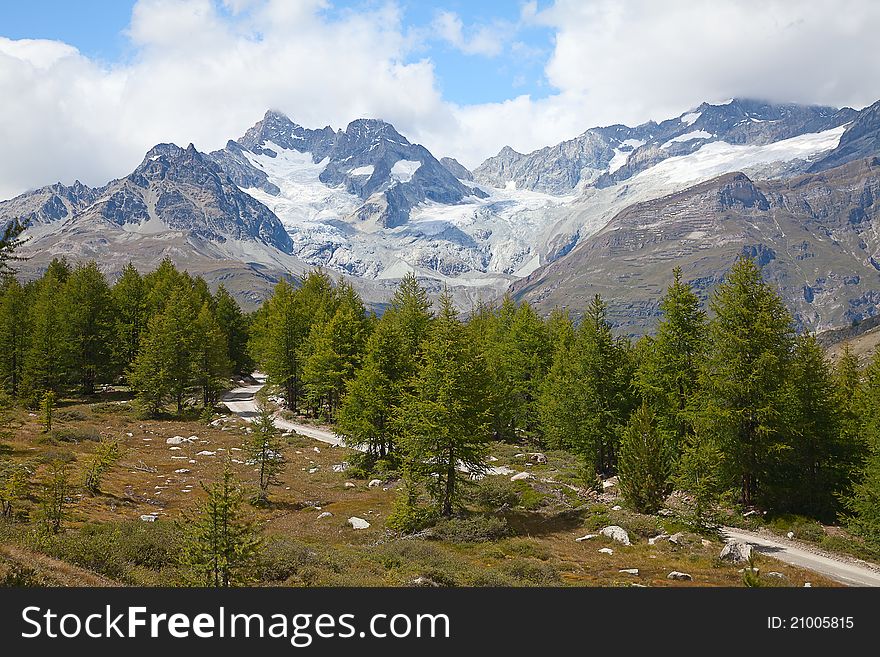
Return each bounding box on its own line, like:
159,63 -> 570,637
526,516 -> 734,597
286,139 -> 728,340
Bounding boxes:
637,267 -> 707,450
182,466 -> 261,587
303,283 -> 369,420
82,438 -> 122,495
674,430 -> 725,528
192,301 -> 233,409
244,407 -> 285,504
213,284 -> 253,376
385,272 -> 432,362
130,286 -> 196,415
0,276 -> 29,396
111,263 -> 147,376
0,219 -> 27,274
396,291 -> 492,516
618,403 -> 673,514
39,460 -> 70,534
699,257 -> 795,507
250,279 -> 308,412
22,269 -> 69,400
62,261 -> 114,395
337,319 -> 404,459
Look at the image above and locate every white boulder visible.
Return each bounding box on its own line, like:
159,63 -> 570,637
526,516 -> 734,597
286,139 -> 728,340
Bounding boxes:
510,472 -> 533,482
667,571 -> 693,581
720,540 -> 752,563
348,516 -> 371,530
368,479 -> 383,488
600,525 -> 631,546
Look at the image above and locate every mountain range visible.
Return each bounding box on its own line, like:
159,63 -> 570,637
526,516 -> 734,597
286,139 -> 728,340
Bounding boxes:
3,95 -> 880,333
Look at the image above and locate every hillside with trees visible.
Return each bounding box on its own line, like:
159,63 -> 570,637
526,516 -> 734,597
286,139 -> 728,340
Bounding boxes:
1,249 -> 880,587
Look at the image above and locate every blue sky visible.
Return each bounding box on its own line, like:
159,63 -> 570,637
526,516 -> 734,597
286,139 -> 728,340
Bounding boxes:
2,0 -> 879,200
0,0 -> 556,105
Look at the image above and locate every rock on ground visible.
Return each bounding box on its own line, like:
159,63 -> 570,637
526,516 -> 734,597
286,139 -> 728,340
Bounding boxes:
667,571 -> 693,581
317,512 -> 333,520
619,569 -> 639,575
510,472 -> 533,481
348,517 -> 371,530
368,479 -> 382,488
598,548 -> 614,555
575,534 -> 597,542
600,525 -> 631,546
720,540 -> 752,563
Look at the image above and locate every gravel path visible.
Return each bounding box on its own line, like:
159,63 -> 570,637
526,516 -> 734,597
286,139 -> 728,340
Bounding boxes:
722,526 -> 880,587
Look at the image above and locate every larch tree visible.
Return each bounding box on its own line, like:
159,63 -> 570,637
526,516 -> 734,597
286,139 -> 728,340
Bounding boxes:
699,257 -> 795,507
618,402 -> 674,514
214,285 -> 252,376
112,263 -> 147,376
244,407 -> 286,504
192,301 -> 233,409
337,318 -> 405,459
396,291 -> 492,516
252,279 -> 307,412
637,267 -> 707,450
62,261 -> 114,395
23,269 -> 68,400
182,466 -> 261,587
0,277 -> 29,396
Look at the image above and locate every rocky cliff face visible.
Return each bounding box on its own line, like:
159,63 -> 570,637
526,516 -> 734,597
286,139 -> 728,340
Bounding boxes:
211,111 -> 478,229
810,99 -> 880,172
475,99 -> 856,195
0,179 -> 98,229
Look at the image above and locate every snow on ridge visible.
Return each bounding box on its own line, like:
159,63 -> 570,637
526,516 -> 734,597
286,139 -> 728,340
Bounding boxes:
680,111 -> 701,126
638,125 -> 847,186
608,139 -> 646,174
390,159 -> 421,183
660,130 -> 714,149
350,165 -> 374,177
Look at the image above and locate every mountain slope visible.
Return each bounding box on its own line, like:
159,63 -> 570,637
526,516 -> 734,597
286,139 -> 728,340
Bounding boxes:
513,157 -> 880,334
211,110 -> 479,230
474,99 -> 856,195
810,99 -> 880,172
5,142 -> 308,308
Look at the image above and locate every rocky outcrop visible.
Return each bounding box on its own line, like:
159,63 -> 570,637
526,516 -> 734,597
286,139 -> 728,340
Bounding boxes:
720,540 -> 753,563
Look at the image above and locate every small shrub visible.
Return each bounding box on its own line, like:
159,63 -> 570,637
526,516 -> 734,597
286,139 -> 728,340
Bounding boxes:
501,558 -> 560,585
431,515 -> 510,543
49,427 -> 101,443
40,521 -> 184,581
90,401 -> 132,415
39,448 -> 76,465
55,409 -> 89,422
608,510 -> 663,539
767,514 -> 826,543
257,538 -> 315,583
386,495 -> 439,534
470,478 -> 519,510
0,558 -> 48,587
515,482 -> 549,510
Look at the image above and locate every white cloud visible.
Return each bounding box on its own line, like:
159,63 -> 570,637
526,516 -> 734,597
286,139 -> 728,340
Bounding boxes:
431,10 -> 505,57
1,0 -> 880,199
